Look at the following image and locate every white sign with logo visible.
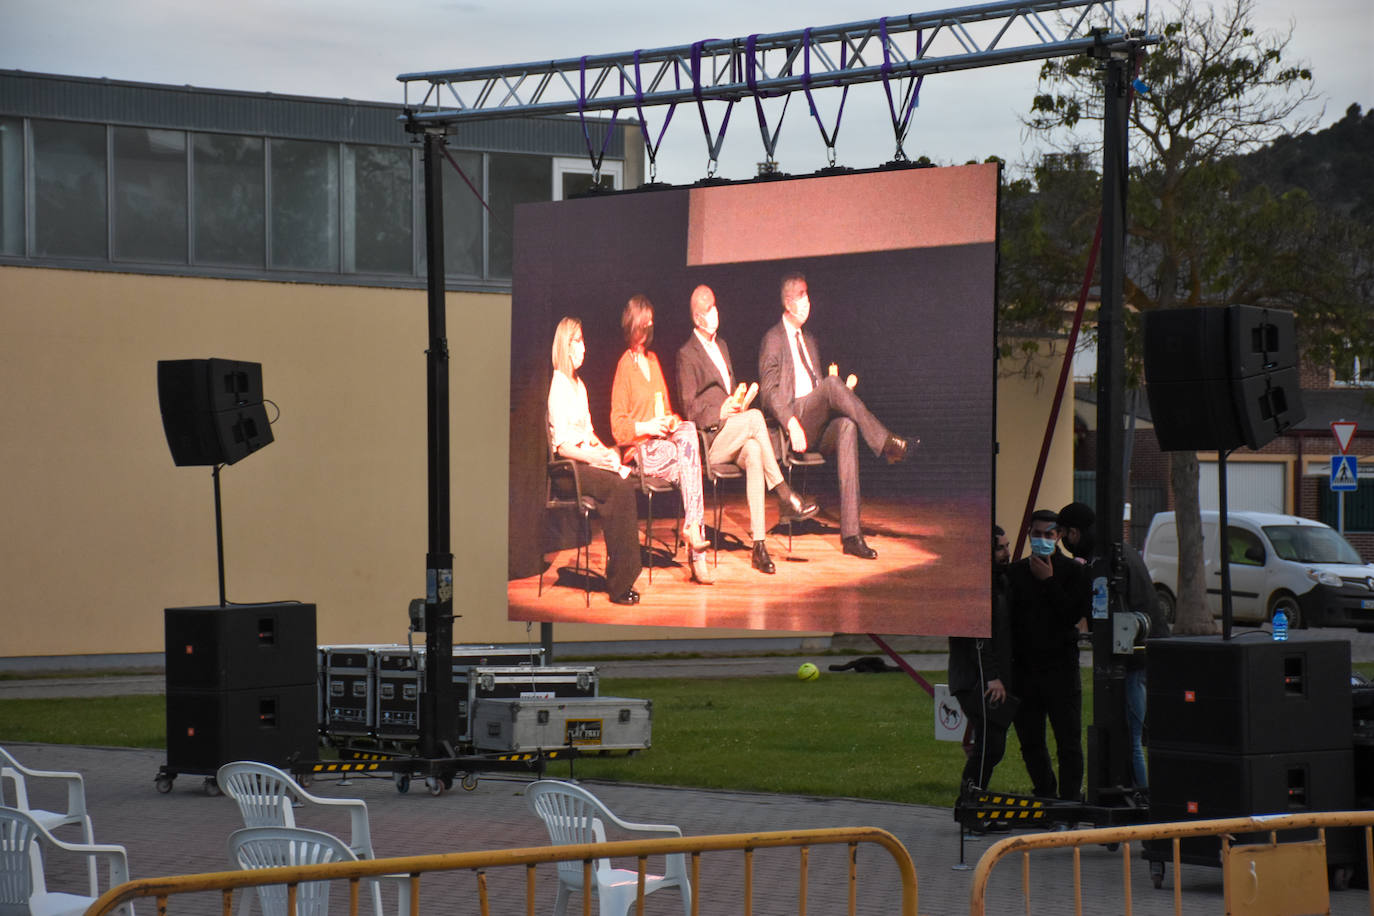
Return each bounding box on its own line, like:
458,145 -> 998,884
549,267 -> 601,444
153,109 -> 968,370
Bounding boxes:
934,684 -> 966,742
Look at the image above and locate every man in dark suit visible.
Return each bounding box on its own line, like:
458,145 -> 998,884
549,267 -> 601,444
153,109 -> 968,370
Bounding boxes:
676,284 -> 817,574
757,272 -> 913,559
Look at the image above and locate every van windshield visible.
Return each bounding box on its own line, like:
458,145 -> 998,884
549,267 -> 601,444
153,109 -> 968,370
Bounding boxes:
1262,525 -> 1364,565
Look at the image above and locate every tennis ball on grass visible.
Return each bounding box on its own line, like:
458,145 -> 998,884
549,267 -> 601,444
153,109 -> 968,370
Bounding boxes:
797,662 -> 820,681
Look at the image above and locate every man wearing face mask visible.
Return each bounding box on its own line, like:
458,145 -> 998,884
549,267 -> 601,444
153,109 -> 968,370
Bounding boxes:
1007,509 -> 1089,801
677,284 -> 818,574
949,525 -> 1015,796
1056,501 -> 1169,790
757,272 -> 914,559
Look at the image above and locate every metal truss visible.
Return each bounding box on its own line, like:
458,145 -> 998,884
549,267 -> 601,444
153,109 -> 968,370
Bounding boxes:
399,0 -> 1149,126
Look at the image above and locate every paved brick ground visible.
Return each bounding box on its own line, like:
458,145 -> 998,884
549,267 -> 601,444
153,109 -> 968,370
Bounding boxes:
10,741 -> 1373,915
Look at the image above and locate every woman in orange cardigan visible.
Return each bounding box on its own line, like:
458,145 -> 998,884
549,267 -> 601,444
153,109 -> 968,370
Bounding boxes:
610,294 -> 713,585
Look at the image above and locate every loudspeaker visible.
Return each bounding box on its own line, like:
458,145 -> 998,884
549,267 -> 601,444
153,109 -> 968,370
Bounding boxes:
165,684 -> 318,772
157,359 -> 274,466
1146,747 -> 1358,866
1146,636 -> 1352,755
1143,306 -> 1305,451
165,604 -> 317,692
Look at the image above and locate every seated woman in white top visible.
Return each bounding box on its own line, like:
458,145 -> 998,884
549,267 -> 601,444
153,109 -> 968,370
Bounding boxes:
547,316 -> 643,606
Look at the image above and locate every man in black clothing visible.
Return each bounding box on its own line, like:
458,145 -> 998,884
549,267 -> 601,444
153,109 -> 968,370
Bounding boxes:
1056,501 -> 1170,789
1008,508 -> 1088,800
949,525 -> 1014,792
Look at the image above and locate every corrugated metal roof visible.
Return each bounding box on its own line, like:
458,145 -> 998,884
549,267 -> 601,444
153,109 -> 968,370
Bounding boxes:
0,69 -> 623,157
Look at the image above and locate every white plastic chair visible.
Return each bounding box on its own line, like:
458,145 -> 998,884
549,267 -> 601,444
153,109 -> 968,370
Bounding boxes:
216,761 -> 375,861
0,744 -> 97,894
0,806 -> 132,916
525,780 -> 691,916
227,827 -> 410,916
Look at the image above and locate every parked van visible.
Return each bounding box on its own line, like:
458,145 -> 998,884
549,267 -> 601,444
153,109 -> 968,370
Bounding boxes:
1142,510 -> 1374,630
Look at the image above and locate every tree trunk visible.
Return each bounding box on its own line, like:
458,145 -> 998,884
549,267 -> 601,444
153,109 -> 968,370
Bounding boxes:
1171,450 -> 1219,634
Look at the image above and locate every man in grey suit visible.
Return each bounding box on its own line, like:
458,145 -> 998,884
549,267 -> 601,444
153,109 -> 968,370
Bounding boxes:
757,272 -> 913,559
676,284 -> 817,574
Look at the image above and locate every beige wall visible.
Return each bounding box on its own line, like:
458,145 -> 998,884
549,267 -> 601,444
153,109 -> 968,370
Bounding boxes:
993,349 -> 1077,547
0,265 -> 1074,658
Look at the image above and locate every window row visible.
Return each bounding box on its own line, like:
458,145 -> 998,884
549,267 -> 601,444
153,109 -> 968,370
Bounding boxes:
0,118 -> 616,284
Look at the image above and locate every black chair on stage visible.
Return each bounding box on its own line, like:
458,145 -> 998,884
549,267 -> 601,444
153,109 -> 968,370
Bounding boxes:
698,426 -> 745,566
542,432 -> 597,606
630,445 -> 682,585
770,425 -> 825,552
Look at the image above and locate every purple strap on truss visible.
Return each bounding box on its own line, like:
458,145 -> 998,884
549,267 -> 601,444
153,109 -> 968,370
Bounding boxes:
746,33 -> 790,158
879,17 -> 923,141
634,49 -> 678,165
577,55 -> 620,172
802,27 -> 850,149
691,39 -> 734,160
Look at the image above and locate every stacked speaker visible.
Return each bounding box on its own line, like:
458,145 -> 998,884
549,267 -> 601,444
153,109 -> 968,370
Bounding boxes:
1143,305 -> 1305,451
157,359 -> 273,465
1144,637 -> 1356,867
164,603 -> 318,774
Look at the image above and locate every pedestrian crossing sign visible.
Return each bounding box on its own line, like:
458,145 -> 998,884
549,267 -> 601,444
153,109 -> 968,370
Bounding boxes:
1331,455 -> 1359,491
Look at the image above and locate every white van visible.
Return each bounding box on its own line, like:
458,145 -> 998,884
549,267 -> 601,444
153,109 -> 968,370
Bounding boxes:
1142,510 -> 1374,630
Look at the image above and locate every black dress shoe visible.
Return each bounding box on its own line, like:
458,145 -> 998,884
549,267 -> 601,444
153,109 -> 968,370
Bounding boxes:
880,434 -> 914,464
609,588 -> 640,606
776,489 -> 820,523
751,540 -> 776,574
842,534 -> 878,559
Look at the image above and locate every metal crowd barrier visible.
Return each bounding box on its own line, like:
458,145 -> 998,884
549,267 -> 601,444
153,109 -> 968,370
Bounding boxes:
86,826 -> 919,916
969,810 -> 1374,916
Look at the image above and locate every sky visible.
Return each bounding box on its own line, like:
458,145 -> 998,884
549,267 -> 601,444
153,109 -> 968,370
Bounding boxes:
2,0 -> 1369,185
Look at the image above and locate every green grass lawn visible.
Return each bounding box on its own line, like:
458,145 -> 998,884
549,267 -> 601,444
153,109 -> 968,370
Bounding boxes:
6,661 -> 1371,808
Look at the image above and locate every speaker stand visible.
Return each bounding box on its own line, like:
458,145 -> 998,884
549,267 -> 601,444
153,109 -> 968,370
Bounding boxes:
1217,447 -> 1235,640
213,464 -> 227,607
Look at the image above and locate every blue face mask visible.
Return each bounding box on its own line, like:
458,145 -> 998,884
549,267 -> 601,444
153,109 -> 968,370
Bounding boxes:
1029,536 -> 1057,557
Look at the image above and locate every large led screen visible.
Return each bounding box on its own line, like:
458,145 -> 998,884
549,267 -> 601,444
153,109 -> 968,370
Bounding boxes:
508,163 -> 997,636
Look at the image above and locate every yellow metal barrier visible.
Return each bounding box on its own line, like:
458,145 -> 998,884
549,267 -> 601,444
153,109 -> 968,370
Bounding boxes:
85,826 -> 918,916
969,810 -> 1374,916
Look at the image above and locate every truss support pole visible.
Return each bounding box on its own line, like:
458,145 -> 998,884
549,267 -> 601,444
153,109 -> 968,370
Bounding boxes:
1087,48 -> 1133,805
419,127 -> 457,758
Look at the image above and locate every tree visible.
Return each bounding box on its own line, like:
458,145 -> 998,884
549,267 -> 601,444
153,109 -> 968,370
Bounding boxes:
1013,0 -> 1372,633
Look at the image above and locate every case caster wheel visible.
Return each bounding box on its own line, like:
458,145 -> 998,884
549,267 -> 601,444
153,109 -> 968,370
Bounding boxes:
1330,865 -> 1353,891
297,773 -> 313,788
460,773 -> 478,792
155,775 -> 174,794
1150,860 -> 1165,889
394,774 -> 411,794
426,777 -> 445,797
204,777 -> 222,797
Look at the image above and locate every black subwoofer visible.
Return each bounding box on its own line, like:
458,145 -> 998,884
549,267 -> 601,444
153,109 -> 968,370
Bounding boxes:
165,603 -> 317,691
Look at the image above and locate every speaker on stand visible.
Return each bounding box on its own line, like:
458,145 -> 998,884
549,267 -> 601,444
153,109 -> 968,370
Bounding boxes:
1143,306 -> 1306,638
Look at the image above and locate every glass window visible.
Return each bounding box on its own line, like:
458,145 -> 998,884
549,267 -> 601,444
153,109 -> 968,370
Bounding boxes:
113,127 -> 187,263
1264,524 -> 1364,564
193,134 -> 264,267
0,117 -> 22,256
342,144 -> 411,274
32,119 -> 106,259
270,139 -> 339,271
488,153 -> 550,280
1225,527 -> 1264,566
430,149 -> 482,278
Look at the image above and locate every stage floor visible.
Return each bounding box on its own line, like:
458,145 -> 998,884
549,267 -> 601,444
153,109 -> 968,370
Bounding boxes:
509,494 -> 988,635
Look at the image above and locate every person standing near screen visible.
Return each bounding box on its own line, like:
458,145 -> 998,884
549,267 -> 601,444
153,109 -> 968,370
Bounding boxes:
1055,500 -> 1168,791
949,524 -> 1015,794
676,284 -> 818,574
1007,508 -> 1088,800
610,294 -> 715,585
757,272 -> 914,559
546,317 -> 643,606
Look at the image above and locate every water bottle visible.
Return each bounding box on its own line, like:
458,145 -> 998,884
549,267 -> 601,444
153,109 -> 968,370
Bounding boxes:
1272,609 -> 1289,641
1091,576 -> 1109,620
